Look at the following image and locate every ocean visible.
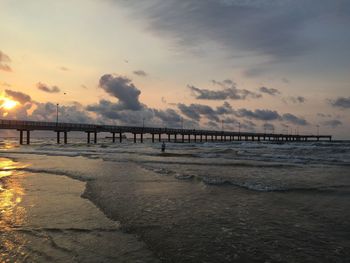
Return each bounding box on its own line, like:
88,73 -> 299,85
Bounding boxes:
0,137 -> 349,262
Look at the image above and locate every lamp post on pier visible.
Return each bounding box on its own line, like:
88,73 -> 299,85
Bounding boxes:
56,103 -> 59,125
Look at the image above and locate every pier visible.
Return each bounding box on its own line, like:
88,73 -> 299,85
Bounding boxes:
0,119 -> 332,145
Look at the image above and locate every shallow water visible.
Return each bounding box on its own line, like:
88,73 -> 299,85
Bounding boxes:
0,138 -> 349,262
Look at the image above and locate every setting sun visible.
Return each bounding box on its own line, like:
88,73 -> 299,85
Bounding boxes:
1,98 -> 17,110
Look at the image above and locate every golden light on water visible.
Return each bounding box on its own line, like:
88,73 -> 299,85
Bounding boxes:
0,158 -> 27,259
0,159 -> 26,228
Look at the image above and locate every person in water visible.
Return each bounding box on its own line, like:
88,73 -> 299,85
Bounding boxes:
161,141 -> 166,152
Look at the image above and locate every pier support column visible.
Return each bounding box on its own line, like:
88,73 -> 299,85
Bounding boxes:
119,133 -> 123,143
182,134 -> 185,143
64,131 -> 68,144
112,132 -> 116,143
211,135 -> 214,142
26,130 -> 30,145
56,131 -> 60,144
188,134 -> 190,143
194,135 -> 197,143
152,133 -> 155,143
140,133 -> 143,143
174,134 -> 177,142
87,132 -> 91,144
158,133 -> 161,142
200,135 -> 202,142
205,135 -> 208,142
168,134 -> 171,142
19,130 -> 23,145
94,132 -> 97,144
133,133 -> 137,143
215,135 -> 218,141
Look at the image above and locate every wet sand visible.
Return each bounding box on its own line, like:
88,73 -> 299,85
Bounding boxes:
0,158 -> 158,262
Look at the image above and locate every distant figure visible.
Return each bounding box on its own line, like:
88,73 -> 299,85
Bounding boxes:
161,141 -> 166,152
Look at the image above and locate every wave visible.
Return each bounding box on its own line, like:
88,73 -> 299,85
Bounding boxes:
145,165 -> 350,193
17,167 -> 93,181
190,175 -> 350,193
15,227 -> 119,234
140,160 -> 297,168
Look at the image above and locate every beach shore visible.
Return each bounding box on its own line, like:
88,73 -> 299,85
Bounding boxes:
0,158 -> 158,262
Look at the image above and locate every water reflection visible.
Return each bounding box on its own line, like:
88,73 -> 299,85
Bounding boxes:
0,158 -> 28,260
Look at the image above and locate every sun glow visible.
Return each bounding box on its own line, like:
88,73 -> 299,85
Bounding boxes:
0,98 -> 18,110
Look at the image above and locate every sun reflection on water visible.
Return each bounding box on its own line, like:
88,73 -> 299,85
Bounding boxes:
0,158 -> 28,260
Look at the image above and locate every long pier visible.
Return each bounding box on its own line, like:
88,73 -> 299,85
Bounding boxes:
0,119 -> 332,145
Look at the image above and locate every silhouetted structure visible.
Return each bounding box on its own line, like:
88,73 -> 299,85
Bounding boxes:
0,119 -> 332,145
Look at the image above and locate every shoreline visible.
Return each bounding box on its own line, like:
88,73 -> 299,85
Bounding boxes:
0,157 -> 159,262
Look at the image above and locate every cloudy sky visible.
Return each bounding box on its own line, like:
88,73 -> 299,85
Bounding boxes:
0,0 -> 349,138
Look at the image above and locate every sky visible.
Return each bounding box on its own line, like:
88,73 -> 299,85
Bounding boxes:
0,0 -> 349,139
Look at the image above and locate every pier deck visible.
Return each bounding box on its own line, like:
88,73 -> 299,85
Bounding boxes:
0,119 -> 332,144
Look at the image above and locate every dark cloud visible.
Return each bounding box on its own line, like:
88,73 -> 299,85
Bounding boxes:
188,80 -> 261,100
87,100 -> 122,120
117,0 -> 350,61
283,96 -> 306,104
37,82 -> 61,93
262,123 -> 275,132
322,119 -> 342,128
259,86 -> 280,96
234,108 -> 281,121
282,113 -> 308,126
133,70 -> 147,77
86,73 -> 312,129
216,101 -> 234,115
179,103 -> 221,122
88,74 -> 187,127
5,89 -> 32,104
0,50 -> 12,72
153,108 -> 182,127
99,74 -> 143,110
330,97 -> 350,109
87,100 -> 184,127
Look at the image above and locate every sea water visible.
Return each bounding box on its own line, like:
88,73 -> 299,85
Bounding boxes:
0,137 -> 349,262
